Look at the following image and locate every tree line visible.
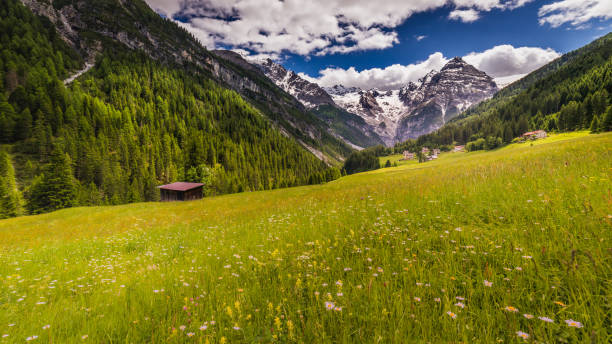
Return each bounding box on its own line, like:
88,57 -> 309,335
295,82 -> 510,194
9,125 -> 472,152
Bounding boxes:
0,0 -> 340,218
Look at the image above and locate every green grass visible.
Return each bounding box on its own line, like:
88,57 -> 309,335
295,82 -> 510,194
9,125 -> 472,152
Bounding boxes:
0,133 -> 610,343
378,154 -> 419,168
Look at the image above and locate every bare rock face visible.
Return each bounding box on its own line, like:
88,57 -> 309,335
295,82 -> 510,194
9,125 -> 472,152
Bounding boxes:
254,59 -> 335,109
358,91 -> 383,116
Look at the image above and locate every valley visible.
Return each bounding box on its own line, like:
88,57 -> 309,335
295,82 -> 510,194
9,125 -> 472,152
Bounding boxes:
0,0 -> 611,342
0,132 -> 609,342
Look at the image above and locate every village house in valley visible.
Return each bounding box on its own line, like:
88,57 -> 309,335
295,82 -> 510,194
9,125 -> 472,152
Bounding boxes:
454,145 -> 465,152
522,130 -> 547,140
403,151 -> 415,160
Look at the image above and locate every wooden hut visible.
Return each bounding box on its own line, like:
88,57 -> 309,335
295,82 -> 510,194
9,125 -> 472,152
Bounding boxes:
158,182 -> 204,202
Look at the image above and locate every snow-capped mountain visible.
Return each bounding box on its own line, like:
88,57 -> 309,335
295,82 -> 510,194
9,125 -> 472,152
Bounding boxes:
253,56 -> 497,146
325,57 -> 498,145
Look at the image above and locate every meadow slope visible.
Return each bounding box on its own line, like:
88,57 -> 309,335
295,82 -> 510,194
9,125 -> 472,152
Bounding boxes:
0,133 -> 610,343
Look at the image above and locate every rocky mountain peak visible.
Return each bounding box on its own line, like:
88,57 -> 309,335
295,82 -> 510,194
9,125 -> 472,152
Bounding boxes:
252,58 -> 335,109
325,59 -> 499,145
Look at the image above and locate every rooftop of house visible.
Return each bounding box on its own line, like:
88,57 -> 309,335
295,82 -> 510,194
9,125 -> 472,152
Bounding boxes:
158,182 -> 205,192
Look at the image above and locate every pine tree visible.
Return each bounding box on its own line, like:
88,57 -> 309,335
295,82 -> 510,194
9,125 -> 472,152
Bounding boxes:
589,115 -> 600,133
0,151 -> 21,218
26,147 -> 77,214
600,106 -> 612,132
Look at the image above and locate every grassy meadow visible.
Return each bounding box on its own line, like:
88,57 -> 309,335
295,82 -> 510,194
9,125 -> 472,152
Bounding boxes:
0,132 -> 610,343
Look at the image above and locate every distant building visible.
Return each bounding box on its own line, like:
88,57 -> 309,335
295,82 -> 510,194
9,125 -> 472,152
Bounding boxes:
421,147 -> 430,154
454,145 -> 465,152
158,182 -> 204,202
403,151 -> 415,160
433,148 -> 441,155
522,130 -> 547,140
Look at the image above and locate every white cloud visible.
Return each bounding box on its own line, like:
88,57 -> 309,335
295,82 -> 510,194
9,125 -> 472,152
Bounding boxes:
449,9 -> 480,23
538,0 -> 612,28
144,0 -> 533,56
463,45 -> 561,78
415,35 -> 427,41
300,52 -> 448,91
303,45 -> 560,90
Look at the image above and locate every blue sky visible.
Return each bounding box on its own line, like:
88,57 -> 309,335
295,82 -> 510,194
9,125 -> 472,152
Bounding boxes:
145,0 -> 612,88
287,1 -> 610,77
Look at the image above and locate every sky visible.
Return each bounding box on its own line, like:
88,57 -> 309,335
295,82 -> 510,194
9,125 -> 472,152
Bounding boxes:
144,0 -> 612,89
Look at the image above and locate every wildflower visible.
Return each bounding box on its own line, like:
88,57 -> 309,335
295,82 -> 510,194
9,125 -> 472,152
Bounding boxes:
483,280 -> 493,287
81,335 -> 88,340
2,334 -> 8,338
434,298 -> 441,302
414,297 -> 421,302
523,314 -> 534,319
504,306 -> 519,312
538,316 -> 554,323
454,302 -> 465,309
179,325 -> 186,331
522,255 -> 532,259
337,292 -> 343,297
233,326 -> 241,330
446,311 -> 457,319
335,280 -> 343,287
26,336 -> 38,341
325,301 -> 335,310
564,319 -> 583,328
516,331 -> 529,340
334,306 -> 342,312
42,325 -> 50,330
187,332 -> 195,337
199,325 -> 208,331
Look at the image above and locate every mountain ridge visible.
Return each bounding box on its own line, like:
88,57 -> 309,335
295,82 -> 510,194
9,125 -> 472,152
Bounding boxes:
20,0 -> 353,164
321,57 -> 498,145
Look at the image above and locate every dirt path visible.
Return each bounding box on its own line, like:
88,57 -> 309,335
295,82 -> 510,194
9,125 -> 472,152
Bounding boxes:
63,62 -> 94,85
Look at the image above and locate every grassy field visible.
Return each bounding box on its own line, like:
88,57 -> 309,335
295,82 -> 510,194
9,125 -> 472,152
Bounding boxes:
0,132 -> 610,343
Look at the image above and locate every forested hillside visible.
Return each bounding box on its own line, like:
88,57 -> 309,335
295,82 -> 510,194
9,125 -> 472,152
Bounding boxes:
0,0 -> 341,218
413,33 -> 612,149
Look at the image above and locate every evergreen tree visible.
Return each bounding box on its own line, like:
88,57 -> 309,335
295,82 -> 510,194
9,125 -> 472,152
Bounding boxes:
26,147 -> 77,214
0,151 -> 21,218
589,115 -> 600,133
601,106 -> 612,132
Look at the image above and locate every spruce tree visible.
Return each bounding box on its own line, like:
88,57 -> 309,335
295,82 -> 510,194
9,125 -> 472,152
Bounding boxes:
601,106 -> 612,132
589,115 -> 600,133
26,147 -> 77,214
0,151 -> 21,219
